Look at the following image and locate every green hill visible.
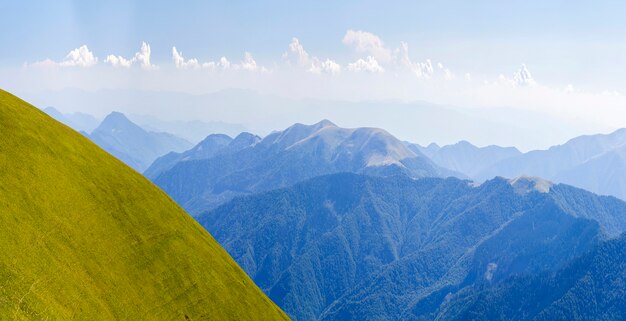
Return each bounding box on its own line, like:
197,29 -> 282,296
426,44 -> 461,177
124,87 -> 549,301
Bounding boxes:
0,89 -> 289,320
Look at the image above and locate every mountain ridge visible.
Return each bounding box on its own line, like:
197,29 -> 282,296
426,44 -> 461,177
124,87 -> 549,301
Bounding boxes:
409,140 -> 522,178
152,120 -> 457,215
43,106 -> 100,132
88,111 -> 192,172
199,172 -> 626,320
472,127 -> 626,200
144,132 -> 261,179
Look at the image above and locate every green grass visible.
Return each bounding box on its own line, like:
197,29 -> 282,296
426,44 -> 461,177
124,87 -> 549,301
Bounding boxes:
0,89 -> 289,320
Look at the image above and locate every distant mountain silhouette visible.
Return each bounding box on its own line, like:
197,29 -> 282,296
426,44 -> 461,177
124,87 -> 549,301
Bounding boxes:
151,120 -> 456,215
43,106 -> 100,132
128,113 -> 247,143
87,112 -> 192,172
475,128 -> 626,200
144,132 -> 261,179
409,140 -> 521,177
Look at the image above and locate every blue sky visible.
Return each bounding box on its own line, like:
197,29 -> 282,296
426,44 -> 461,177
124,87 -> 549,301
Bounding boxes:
3,1 -> 626,149
3,0 -> 626,89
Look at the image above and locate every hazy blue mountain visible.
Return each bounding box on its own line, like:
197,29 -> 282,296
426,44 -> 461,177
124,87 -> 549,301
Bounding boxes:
409,140 -> 521,177
28,88 -> 586,151
476,128 -> 626,200
554,145 -> 626,200
88,112 -> 192,172
410,142 -> 441,156
152,120 -> 455,215
144,132 -> 261,179
43,106 -> 100,132
435,233 -> 626,321
198,173 -> 626,321
127,113 -> 247,143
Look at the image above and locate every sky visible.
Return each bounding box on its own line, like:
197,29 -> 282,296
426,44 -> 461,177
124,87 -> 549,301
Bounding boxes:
2,0 -> 626,149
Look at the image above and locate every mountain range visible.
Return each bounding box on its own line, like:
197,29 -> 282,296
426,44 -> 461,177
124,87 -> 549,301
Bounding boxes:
86,112 -> 192,172
144,132 -> 261,179
149,120 -> 456,215
127,113 -> 247,143
198,173 -> 626,320
411,129 -> 626,202
474,129 -> 626,200
0,89 -> 288,320
43,106 -> 100,132
45,99 -> 626,205
27,87 -> 586,151
409,140 -> 522,178
24,95 -> 626,321
476,128 -> 626,181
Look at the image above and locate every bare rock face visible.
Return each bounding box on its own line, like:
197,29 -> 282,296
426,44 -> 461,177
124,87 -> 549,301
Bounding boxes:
509,176 -> 553,194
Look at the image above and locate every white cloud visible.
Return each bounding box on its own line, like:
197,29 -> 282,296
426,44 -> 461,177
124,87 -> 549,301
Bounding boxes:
437,62 -> 453,80
62,45 -> 98,67
171,47 -> 264,72
240,52 -> 259,71
135,42 -> 158,70
284,38 -> 341,75
284,37 -> 311,66
513,64 -> 535,86
493,64 -> 537,87
395,42 -> 434,78
343,30 -> 392,62
335,34 -> 453,80
31,45 -> 98,68
419,60 -> 434,77
104,42 -> 158,70
104,55 -> 132,68
217,57 -> 231,70
602,89 -> 621,96
172,47 -> 233,71
201,56 -> 232,71
172,47 -> 201,69
347,56 -> 384,73
310,59 -> 341,75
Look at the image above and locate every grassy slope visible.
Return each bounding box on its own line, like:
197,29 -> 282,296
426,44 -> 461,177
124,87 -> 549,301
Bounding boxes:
0,89 -> 289,320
